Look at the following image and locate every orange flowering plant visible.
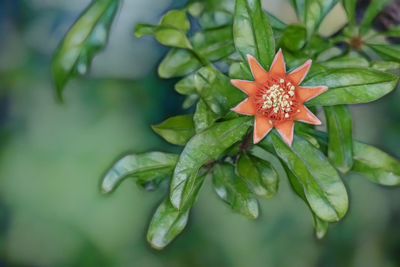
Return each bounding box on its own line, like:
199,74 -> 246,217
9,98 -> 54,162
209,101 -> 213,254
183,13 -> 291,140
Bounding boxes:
52,0 -> 400,249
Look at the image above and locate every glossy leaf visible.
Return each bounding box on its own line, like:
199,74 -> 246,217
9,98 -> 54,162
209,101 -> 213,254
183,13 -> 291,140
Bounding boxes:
324,105 -> 353,173
352,142 -> 400,186
229,61 -> 253,80
193,99 -> 219,132
193,66 -> 244,116
342,0 -> 356,27
360,0 -> 391,35
213,163 -> 259,219
264,11 -> 287,32
51,0 -> 119,101
263,133 -> 349,222
158,49 -> 201,78
147,171 -> 206,249
152,115 -> 195,146
286,168 -> 329,238
368,44 -> 400,62
134,9 -> 192,49
236,152 -> 279,198
170,117 -> 252,209
101,152 -> 178,194
279,24 -> 307,52
370,61 -> 400,72
233,0 -> 275,67
175,74 -> 196,95
303,68 -> 399,106
290,0 -> 339,38
182,94 -> 199,109
319,53 -> 369,68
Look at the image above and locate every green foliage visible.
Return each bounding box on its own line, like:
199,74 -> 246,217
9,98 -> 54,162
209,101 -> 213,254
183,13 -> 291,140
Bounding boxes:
51,0 -> 120,101
52,0 -> 400,249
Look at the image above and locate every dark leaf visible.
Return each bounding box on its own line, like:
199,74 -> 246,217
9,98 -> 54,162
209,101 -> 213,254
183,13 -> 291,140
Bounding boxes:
279,24 -> 307,52
359,0 -> 391,35
51,0 -> 120,101
193,99 -> 219,132
170,117 -> 252,209
213,163 -> 259,219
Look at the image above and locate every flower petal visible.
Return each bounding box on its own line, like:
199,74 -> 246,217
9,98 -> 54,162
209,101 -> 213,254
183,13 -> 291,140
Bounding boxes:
293,104 -> 321,125
247,54 -> 269,83
288,59 -> 312,85
297,86 -> 328,103
274,120 -> 294,146
253,114 -> 273,144
269,48 -> 286,76
231,79 -> 258,96
231,97 -> 256,115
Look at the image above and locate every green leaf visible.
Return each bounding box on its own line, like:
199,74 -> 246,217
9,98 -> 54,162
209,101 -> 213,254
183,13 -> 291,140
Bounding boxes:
279,24 -> 307,52
213,163 -> 259,219
51,0 -> 119,101
147,171 -> 206,249
342,0 -> 356,27
152,115 -> 195,146
199,11 -> 233,29
264,11 -> 287,32
324,105 -> 353,173
193,66 -> 244,116
352,142 -> 400,186
236,152 -> 279,198
313,213 -> 329,239
319,53 -> 370,68
370,61 -> 400,72
187,2 -> 205,18
193,99 -> 219,132
175,73 -> 196,95
303,68 -> 399,106
170,117 -> 252,210
229,62 -> 253,80
360,0 -> 391,35
290,0 -> 339,38
384,25 -> 400,37
368,44 -> 400,62
262,133 -> 348,222
233,0 -> 275,67
182,94 -> 199,109
101,152 -> 178,194
134,9 -> 192,49
158,48 -> 201,78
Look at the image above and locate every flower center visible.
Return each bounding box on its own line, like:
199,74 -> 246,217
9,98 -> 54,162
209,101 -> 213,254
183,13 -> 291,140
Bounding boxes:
255,77 -> 299,121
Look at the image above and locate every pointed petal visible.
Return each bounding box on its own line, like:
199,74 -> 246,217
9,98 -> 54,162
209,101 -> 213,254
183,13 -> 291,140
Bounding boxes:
274,120 -> 294,146
253,114 -> 273,144
247,54 -> 269,83
288,59 -> 312,85
293,104 -> 321,125
297,86 -> 328,102
231,97 -> 256,116
269,48 -> 286,76
231,79 -> 258,96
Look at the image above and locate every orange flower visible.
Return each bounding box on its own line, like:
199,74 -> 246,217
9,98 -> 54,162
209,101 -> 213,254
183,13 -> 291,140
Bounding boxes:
231,49 -> 327,146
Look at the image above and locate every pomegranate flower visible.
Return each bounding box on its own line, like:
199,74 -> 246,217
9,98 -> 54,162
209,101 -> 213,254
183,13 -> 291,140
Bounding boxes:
231,49 -> 327,146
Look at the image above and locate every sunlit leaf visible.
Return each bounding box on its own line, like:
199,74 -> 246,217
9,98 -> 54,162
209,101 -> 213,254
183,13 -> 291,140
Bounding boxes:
319,53 -> 369,68
304,68 -> 399,106
51,0 -> 120,101
101,152 -> 178,194
233,0 -> 275,67
324,105 -> 353,173
170,117 -> 252,209
370,61 -> 400,72
152,115 -> 195,146
213,163 -> 259,219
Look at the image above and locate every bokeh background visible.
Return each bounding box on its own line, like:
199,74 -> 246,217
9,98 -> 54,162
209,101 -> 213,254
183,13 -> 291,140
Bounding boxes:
0,0 -> 399,266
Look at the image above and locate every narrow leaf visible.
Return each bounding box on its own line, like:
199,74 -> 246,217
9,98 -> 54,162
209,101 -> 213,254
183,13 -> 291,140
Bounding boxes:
213,163 -> 259,219
170,117 -> 252,209
303,68 -> 399,106
324,105 -> 353,173
319,53 -> 369,68
360,0 -> 391,35
152,115 -> 195,146
101,152 -> 178,194
262,133 -> 349,222
51,0 -> 119,100
368,44 -> 400,62
233,0 -> 275,67
342,0 -> 356,27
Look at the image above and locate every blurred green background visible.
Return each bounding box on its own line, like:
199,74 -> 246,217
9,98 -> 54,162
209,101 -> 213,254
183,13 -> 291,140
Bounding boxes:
0,0 -> 399,266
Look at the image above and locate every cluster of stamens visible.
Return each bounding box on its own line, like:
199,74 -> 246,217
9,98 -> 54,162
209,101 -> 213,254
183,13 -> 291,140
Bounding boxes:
256,78 -> 299,121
